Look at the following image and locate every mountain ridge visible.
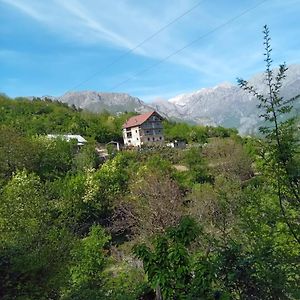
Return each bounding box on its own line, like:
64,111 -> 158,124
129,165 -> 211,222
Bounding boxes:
23,64 -> 300,134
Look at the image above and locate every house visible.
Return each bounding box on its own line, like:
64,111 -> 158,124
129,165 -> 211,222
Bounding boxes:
46,134 -> 87,146
122,111 -> 164,147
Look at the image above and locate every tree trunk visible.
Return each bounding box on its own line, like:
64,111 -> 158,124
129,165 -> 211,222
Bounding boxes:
155,285 -> 162,300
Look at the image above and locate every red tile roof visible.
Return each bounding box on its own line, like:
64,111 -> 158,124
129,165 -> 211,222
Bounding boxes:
122,111 -> 158,129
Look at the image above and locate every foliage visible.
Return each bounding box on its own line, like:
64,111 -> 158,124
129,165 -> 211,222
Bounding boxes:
239,184 -> 300,299
0,126 -> 38,181
55,154 -> 130,235
0,94 -> 135,143
102,262 -> 149,299
163,121 -> 237,144
0,25 -> 299,299
238,25 -> 300,244
61,225 -> 110,300
133,217 -> 201,299
188,176 -> 242,244
202,138 -> 253,181
184,146 -> 213,184
73,142 -> 101,171
129,171 -> 184,238
0,171 -> 75,299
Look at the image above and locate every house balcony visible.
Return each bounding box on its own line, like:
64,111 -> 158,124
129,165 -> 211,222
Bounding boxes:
141,123 -> 163,130
140,130 -> 163,137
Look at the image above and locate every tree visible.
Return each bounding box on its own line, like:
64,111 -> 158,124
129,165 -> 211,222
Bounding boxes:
188,176 -> 242,245
0,171 -> 74,299
202,138 -> 253,181
32,136 -> 77,180
56,153 -> 130,235
73,142 -> 100,171
237,25 -> 300,244
184,146 -> 212,184
133,217 -> 201,300
0,127 -> 38,182
238,183 -> 300,299
129,171 -> 184,238
61,225 -> 110,300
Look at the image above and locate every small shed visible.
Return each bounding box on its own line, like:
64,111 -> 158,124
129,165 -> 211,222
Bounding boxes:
106,141 -> 120,151
46,134 -> 87,146
166,140 -> 186,149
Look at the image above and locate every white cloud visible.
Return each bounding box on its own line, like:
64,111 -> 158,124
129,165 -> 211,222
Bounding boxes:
55,0 -> 137,49
1,0 -> 300,96
0,0 -> 202,60
0,0 -> 45,21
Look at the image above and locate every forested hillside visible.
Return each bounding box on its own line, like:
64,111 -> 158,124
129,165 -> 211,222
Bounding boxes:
0,94 -> 237,144
0,26 -> 299,299
0,95 -> 133,143
0,91 -> 299,299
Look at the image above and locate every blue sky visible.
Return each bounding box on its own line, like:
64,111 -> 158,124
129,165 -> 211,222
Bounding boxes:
1,0 -> 300,102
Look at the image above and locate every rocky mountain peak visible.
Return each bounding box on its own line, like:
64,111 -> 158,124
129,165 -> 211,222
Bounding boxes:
26,64 -> 300,135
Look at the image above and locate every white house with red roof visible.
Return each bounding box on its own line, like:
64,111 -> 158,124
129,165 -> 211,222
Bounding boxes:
122,111 -> 164,147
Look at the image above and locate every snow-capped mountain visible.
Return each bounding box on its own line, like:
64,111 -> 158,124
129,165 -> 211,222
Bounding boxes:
26,64 -> 300,134
153,64 -> 300,134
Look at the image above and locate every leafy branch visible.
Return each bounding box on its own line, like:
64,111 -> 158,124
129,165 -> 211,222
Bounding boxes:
237,25 -> 300,244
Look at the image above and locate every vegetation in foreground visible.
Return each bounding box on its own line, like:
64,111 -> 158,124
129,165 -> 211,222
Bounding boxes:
0,26 -> 299,299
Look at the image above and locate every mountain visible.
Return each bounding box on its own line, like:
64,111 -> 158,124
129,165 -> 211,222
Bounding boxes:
152,82 -> 259,134
27,64 -> 300,134
153,64 -> 300,134
35,91 -> 152,114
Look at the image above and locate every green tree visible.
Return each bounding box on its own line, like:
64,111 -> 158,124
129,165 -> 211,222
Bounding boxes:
238,184 -> 300,299
32,136 -> 77,180
202,138 -> 253,181
188,176 -> 242,245
73,142 -> 100,172
184,146 -> 211,184
61,225 -> 110,300
0,171 -> 74,299
0,126 -> 38,182
238,25 -> 300,244
163,122 -> 191,142
133,217 -> 200,300
56,153 -> 130,234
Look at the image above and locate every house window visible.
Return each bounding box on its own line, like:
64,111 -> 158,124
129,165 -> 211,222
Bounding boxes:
127,131 -> 132,138
135,130 -> 138,133
152,137 -> 155,141
159,136 -> 162,140
148,138 -> 150,141
137,138 -> 139,140
128,140 -> 131,143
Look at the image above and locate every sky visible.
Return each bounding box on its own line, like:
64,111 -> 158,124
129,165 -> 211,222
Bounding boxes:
1,0 -> 300,102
